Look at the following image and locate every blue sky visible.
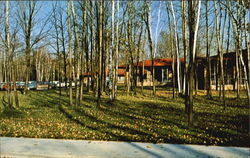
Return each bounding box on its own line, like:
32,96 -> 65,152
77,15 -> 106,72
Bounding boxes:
4,1 -> 249,56
28,1 -> 169,43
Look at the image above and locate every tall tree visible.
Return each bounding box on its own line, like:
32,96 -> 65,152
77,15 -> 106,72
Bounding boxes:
18,2 -> 35,94
71,1 -> 81,106
114,1 -> 120,100
227,1 -> 240,99
242,0 -> 250,103
214,0 -> 225,107
170,1 -> 182,95
89,0 -> 95,92
5,1 -> 13,108
58,5 -> 68,87
82,1 -> 90,93
182,0 -> 188,100
109,0 -> 115,101
97,0 -> 104,107
127,1 -> 135,94
187,0 -> 201,126
79,0 -> 88,102
225,0 -> 248,99
67,0 -> 73,106
4,1 -> 19,108
52,2 -> 62,105
166,2 -> 176,98
205,0 -> 212,98
17,1 -> 48,94
145,1 -> 155,95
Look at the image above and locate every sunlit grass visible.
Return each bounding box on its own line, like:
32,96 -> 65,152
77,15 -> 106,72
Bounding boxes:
0,87 -> 249,147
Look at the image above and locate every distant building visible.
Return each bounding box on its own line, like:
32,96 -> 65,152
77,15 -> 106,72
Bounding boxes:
81,49 -> 248,90
209,49 -> 248,90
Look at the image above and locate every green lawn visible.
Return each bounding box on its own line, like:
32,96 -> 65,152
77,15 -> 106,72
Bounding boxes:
0,87 -> 249,147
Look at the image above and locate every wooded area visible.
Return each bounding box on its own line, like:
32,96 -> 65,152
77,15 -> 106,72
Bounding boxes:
0,0 -> 249,129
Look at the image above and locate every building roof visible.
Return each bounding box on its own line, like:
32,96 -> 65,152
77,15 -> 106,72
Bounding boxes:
210,49 -> 247,61
82,56 -> 208,77
117,69 -> 126,76
119,57 -> 186,68
82,72 -> 94,77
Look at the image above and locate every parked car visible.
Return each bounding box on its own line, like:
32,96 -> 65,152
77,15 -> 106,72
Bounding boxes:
0,82 -> 6,90
60,82 -> 66,87
28,81 -> 37,90
49,81 -> 60,88
2,83 -> 14,90
64,82 -> 75,87
16,82 -> 25,90
37,81 -> 49,90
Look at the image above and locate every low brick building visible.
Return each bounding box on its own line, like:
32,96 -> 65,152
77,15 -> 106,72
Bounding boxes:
81,49 -> 248,90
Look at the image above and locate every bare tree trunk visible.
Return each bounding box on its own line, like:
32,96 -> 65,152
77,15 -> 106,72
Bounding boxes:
237,4 -> 249,101
226,1 -> 240,99
71,1 -> 81,107
97,0 -> 103,107
5,0 -> 13,108
140,34 -> 146,95
83,1 -> 90,93
17,1 -> 37,95
145,1 -> 155,95
103,33 -> 108,93
166,3 -> 175,98
152,1 -> 162,95
90,1 -> 95,92
11,31 -> 20,107
52,2 -> 62,106
109,0 -> 115,101
182,0 -> 189,112
170,1 -> 181,95
127,1 -> 135,94
172,54 -> 175,99
187,0 -> 201,126
13,63 -> 19,107
135,25 -> 143,96
67,0 -> 73,106
242,0 -> 250,103
79,1 -> 88,102
205,0 -> 212,98
141,53 -> 144,95
58,7 -> 67,90
126,64 -> 131,95
114,1 -> 119,100
214,0 -> 225,107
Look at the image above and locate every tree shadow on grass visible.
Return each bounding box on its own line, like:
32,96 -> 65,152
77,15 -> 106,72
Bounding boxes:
59,105 -> 137,142
116,100 -> 187,127
193,111 -> 249,147
103,97 -> 249,146
58,105 -> 97,131
73,107 -> 154,141
86,99 -> 192,144
99,102 -> 189,132
1,108 -> 25,118
11,89 -> 249,147
196,111 -> 249,130
82,95 -> 97,104
39,90 -> 249,147
27,91 -> 69,109
195,96 -> 249,109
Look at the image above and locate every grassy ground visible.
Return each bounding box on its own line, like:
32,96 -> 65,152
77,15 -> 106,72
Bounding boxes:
0,87 -> 249,147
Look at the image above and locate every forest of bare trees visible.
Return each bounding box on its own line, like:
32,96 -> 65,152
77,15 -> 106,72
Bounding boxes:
0,0 -> 249,127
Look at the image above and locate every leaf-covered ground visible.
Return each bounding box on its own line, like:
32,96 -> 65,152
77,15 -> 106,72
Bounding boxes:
0,87 -> 249,147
